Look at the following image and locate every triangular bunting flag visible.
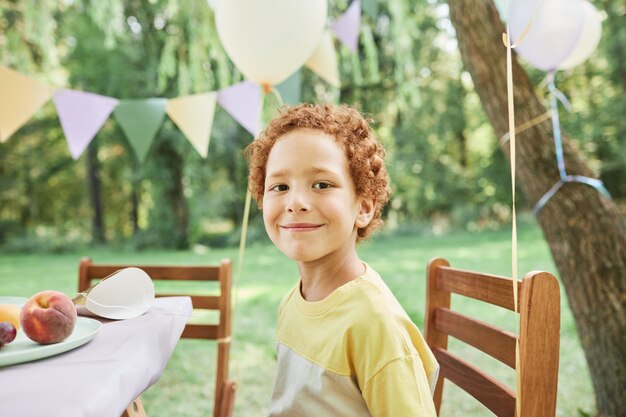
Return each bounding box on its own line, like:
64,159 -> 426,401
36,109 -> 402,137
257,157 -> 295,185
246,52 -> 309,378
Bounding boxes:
166,92 -> 217,158
53,89 -> 119,159
0,66 -> 56,142
330,0 -> 361,53
276,70 -> 302,106
113,99 -> 167,163
217,81 -> 262,137
305,31 -> 341,88
362,0 -> 378,20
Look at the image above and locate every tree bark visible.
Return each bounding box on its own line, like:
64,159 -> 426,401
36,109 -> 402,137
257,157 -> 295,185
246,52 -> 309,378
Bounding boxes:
131,185 -> 139,236
86,142 -> 105,244
155,138 -> 189,249
447,1 -> 626,416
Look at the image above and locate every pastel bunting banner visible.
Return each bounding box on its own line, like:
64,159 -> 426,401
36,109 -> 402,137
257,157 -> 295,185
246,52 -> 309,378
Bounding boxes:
331,0 -> 361,53
217,81 -> 262,137
113,99 -> 168,163
166,92 -> 217,158
276,70 -> 302,106
305,31 -> 341,87
0,66 -> 56,142
52,89 -> 119,159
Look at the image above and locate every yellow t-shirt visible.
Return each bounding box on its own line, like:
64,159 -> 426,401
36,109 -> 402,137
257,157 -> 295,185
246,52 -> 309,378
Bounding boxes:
268,264 -> 439,417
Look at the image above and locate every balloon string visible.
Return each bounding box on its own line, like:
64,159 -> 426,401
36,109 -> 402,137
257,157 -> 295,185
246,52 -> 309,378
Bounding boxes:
271,87 -> 285,107
233,187 -> 253,319
232,90 -> 266,329
503,24 -> 521,417
547,72 -> 567,179
504,2 -> 542,412
228,85 -> 267,388
532,73 -> 611,214
230,87 -> 272,390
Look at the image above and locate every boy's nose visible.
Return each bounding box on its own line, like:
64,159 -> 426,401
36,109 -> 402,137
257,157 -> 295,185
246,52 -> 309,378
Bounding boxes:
286,190 -> 310,213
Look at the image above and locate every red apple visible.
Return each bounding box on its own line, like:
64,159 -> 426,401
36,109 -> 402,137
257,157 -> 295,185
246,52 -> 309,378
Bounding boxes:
20,290 -> 77,344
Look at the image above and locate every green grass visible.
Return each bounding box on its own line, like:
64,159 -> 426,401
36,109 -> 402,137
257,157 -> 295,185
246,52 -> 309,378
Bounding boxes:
0,224 -> 596,416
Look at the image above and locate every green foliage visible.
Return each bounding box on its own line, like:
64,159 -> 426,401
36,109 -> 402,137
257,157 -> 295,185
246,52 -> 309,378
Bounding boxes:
0,0 -> 624,251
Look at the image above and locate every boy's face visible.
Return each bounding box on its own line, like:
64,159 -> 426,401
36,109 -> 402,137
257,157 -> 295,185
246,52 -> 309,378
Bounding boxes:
262,129 -> 374,263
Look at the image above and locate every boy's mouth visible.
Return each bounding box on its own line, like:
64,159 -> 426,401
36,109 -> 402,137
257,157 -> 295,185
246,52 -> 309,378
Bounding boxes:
280,223 -> 322,231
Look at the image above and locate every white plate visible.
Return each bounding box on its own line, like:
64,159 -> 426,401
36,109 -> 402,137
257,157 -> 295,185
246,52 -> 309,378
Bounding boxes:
0,296 -> 28,307
0,300 -> 102,367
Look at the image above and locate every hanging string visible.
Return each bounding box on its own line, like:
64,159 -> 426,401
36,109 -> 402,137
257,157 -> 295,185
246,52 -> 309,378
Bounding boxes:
503,30 -> 522,417
532,72 -> 611,214
230,85 -> 286,380
227,87 -> 264,392
503,10 -> 534,412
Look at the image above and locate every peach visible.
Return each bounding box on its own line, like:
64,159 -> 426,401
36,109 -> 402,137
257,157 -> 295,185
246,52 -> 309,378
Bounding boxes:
20,290 -> 77,344
0,304 -> 21,330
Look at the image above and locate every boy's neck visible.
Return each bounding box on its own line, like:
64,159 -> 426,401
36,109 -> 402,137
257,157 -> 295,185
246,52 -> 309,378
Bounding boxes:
297,249 -> 365,302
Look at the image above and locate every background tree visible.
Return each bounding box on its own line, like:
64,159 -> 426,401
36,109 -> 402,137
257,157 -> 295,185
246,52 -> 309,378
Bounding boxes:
447,0 -> 626,415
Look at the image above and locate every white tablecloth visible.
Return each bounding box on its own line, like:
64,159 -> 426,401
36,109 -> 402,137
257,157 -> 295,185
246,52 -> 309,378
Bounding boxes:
0,296 -> 192,417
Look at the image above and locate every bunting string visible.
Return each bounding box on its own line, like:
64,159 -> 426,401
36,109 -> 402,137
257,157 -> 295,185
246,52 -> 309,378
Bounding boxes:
499,111 -> 550,146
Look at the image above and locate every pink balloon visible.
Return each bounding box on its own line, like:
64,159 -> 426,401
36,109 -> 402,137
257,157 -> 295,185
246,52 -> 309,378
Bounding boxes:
508,0 -> 585,72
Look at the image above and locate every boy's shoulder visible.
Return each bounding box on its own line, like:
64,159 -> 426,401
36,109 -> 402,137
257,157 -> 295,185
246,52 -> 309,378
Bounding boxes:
352,265 -> 404,311
343,265 -> 413,331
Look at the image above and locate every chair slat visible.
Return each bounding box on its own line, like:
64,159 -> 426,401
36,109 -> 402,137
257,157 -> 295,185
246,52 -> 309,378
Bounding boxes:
181,324 -> 220,339
434,348 -> 516,417
87,265 -> 220,281
437,266 -> 522,311
435,307 -> 517,368
157,294 -> 220,310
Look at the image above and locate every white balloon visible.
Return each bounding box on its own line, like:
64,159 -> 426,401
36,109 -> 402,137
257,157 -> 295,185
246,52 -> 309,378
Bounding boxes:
216,0 -> 328,86
558,0 -> 602,70
509,0 -> 585,71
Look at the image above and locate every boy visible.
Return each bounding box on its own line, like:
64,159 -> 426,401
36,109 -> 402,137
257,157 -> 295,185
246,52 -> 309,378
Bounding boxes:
245,103 -> 438,416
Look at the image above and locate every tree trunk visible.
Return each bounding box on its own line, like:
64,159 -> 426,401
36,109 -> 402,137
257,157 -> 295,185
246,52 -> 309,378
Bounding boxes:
131,185 -> 139,236
167,153 -> 189,249
86,142 -> 105,244
447,1 -> 626,416
155,138 -> 189,249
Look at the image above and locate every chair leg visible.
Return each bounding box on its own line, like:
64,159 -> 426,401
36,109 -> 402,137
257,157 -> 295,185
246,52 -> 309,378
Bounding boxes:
121,396 -> 147,417
218,381 -> 237,417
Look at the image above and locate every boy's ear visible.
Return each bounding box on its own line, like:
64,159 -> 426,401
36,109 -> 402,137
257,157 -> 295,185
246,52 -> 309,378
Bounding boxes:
355,198 -> 375,228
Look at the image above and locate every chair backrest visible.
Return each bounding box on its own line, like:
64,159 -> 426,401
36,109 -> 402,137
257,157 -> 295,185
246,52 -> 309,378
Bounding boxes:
79,257 -> 234,417
425,258 -> 560,417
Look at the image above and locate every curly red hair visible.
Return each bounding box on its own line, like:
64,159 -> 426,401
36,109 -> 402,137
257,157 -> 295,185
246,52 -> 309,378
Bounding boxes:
245,103 -> 390,240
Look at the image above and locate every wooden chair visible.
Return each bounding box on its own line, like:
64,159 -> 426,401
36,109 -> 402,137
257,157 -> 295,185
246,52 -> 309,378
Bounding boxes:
78,258 -> 237,417
425,258 -> 560,417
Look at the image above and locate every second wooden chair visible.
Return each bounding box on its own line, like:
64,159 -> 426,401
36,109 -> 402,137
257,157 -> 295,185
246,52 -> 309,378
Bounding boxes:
424,258 -> 560,417
78,257 -> 236,417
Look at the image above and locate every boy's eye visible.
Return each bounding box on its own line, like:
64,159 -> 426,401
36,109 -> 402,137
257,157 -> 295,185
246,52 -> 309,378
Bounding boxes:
270,184 -> 289,192
313,182 -> 332,190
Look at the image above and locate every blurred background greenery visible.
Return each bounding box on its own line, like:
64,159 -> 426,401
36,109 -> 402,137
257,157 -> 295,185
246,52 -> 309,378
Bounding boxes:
0,0 -> 623,252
